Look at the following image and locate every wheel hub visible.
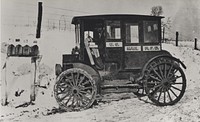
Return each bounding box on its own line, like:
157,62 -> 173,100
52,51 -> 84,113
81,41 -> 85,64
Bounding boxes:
161,78 -> 171,91
72,87 -> 80,94
163,81 -> 169,86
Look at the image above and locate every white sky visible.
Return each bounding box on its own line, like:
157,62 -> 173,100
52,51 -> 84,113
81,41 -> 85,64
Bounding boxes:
1,0 -> 200,40
0,0 -> 200,72
1,0 -> 182,17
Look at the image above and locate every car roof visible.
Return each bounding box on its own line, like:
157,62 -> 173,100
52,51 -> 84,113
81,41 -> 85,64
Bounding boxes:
72,14 -> 164,24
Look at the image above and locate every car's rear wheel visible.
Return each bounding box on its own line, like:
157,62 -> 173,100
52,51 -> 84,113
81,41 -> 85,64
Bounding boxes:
144,60 -> 186,106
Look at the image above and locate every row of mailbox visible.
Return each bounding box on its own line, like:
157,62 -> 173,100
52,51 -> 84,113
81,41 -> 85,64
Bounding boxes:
7,44 -> 39,56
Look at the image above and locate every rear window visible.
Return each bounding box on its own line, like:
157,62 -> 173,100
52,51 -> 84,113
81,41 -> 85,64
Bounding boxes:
143,21 -> 159,43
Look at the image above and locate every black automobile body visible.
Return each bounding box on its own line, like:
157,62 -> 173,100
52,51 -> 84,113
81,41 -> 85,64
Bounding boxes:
54,14 -> 186,111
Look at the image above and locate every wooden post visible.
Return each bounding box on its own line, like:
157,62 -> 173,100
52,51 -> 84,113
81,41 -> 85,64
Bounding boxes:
1,60 -> 8,106
30,57 -> 37,102
162,27 -> 165,42
194,38 -> 197,50
36,2 -> 43,38
176,31 -> 179,46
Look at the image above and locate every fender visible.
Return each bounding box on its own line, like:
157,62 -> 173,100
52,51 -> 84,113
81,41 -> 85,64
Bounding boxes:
61,62 -> 102,94
141,55 -> 186,77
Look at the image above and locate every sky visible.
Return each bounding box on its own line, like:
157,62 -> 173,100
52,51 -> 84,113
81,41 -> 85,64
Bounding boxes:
0,0 -> 200,71
1,0 -> 182,17
1,0 -> 200,40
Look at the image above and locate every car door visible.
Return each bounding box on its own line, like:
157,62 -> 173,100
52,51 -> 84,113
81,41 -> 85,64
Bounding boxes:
123,22 -> 143,69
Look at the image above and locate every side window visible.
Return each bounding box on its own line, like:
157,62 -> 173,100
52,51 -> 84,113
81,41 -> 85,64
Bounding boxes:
125,23 -> 139,43
144,21 -> 159,43
106,21 -> 121,39
75,24 -> 80,45
84,31 -> 94,39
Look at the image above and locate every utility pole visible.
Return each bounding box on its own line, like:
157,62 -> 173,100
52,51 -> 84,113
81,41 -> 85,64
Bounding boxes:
36,2 -> 43,38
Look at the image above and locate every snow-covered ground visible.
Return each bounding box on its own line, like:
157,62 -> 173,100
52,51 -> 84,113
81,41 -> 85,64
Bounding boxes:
1,43 -> 200,122
166,40 -> 200,50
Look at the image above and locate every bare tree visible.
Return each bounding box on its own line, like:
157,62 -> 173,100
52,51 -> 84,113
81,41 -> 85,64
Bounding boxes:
151,6 -> 163,16
162,17 -> 172,42
162,17 -> 171,29
151,6 -> 171,41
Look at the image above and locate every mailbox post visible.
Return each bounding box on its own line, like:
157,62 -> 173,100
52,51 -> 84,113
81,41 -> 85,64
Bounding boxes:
1,2 -> 43,106
2,41 -> 41,105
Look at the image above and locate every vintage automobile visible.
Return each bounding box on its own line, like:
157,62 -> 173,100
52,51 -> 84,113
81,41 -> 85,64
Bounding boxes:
54,14 -> 186,111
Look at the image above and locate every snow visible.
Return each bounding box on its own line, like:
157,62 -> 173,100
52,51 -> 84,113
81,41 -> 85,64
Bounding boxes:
1,43 -> 200,122
166,40 -> 200,50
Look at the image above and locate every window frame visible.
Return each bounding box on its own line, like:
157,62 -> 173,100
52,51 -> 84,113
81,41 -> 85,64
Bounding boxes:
125,23 -> 139,44
143,20 -> 159,44
106,20 -> 121,40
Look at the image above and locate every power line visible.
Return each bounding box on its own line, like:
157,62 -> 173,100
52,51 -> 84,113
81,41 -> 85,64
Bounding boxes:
2,15 -> 37,19
2,16 -> 72,23
1,7 -> 75,17
11,1 -> 90,14
43,12 -> 74,17
43,5 -> 90,14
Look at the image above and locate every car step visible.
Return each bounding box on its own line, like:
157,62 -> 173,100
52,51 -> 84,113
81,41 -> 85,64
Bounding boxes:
101,84 -> 140,89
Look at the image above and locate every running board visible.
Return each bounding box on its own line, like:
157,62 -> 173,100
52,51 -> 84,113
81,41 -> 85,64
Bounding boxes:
101,84 -> 140,89
100,84 -> 140,94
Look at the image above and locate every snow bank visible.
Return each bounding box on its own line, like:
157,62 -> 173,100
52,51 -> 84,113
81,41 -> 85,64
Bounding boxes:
1,41 -> 200,122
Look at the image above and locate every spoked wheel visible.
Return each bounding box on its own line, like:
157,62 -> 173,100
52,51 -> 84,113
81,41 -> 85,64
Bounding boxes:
54,68 -> 97,111
144,61 -> 186,106
133,86 -> 146,97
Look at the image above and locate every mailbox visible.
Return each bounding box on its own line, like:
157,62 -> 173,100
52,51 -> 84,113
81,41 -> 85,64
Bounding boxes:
31,45 -> 39,56
15,45 -> 23,55
7,44 -> 16,56
7,39 -> 39,57
22,45 -> 31,56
